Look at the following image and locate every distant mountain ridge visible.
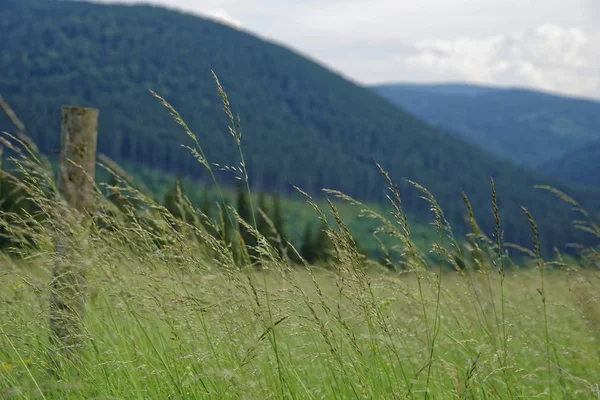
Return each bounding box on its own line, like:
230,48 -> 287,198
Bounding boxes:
538,140 -> 600,187
372,83 -> 600,169
377,82 -> 600,101
1,0 -> 599,255
377,83 -> 499,97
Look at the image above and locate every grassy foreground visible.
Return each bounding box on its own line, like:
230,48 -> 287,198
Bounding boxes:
2,237 -> 600,399
1,82 -> 600,399
1,150 -> 600,399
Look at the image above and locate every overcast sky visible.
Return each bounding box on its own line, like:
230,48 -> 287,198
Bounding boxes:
92,0 -> 600,99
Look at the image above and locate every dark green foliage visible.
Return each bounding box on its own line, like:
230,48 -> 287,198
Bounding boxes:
313,220 -> 334,262
270,193 -> 289,257
163,173 -> 185,220
198,187 -> 219,237
0,174 -> 28,248
236,181 -> 252,227
272,194 -> 286,241
0,173 -> 28,216
300,222 -> 315,263
218,199 -> 233,242
378,251 -> 395,271
299,220 -> 334,264
256,191 -> 271,239
0,160 -> 39,250
235,180 -> 258,262
99,173 -> 139,234
351,235 -> 368,258
105,174 -> 138,214
217,197 -> 242,263
372,83 -> 600,168
200,189 -> 212,220
1,0 -> 599,256
106,175 -> 126,212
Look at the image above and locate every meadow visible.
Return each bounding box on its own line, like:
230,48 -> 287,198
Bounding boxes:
1,85 -> 600,399
2,206 -> 600,399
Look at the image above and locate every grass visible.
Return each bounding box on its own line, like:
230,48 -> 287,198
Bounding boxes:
18,118 -> 441,258
3,246 -> 600,398
95,159 -> 442,257
1,76 -> 600,398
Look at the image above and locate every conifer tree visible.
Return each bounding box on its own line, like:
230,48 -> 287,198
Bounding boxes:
272,193 -> 285,237
272,193 -> 285,236
300,222 -> 315,264
314,220 -> 334,262
219,197 -> 242,265
218,198 -> 233,243
236,180 -> 257,262
164,172 -> 184,220
236,180 -> 252,228
200,187 -> 212,220
198,187 -> 217,237
271,192 -> 287,258
256,191 -> 271,239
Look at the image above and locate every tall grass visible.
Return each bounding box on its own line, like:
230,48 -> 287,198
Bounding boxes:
1,76 -> 600,399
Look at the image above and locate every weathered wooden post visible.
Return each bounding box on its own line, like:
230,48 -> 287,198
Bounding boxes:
49,106 -> 98,368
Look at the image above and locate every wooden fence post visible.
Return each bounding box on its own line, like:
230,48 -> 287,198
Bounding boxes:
49,106 -> 98,367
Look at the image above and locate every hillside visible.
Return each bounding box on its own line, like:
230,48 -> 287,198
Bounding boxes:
372,83 -> 600,168
96,161 -> 442,257
538,140 -> 600,187
1,0 -> 599,256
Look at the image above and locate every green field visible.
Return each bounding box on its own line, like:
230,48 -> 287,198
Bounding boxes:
2,230 -> 600,398
1,143 -> 600,399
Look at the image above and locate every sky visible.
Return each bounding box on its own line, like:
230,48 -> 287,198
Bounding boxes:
92,0 -> 600,99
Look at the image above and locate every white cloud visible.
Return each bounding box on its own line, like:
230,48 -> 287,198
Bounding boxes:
403,23 -> 600,98
88,0 -> 243,29
201,9 -> 243,30
80,1 -> 600,98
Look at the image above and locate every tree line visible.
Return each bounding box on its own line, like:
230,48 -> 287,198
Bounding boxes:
2,0 -> 600,257
125,173 -> 338,267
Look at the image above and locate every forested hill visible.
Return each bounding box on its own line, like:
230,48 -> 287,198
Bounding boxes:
538,140 -> 600,188
372,83 -> 600,169
1,0 -> 599,255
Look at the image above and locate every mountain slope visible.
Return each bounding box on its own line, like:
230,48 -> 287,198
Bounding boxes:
372,83 -> 600,168
1,0 -> 599,255
538,140 -> 600,187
